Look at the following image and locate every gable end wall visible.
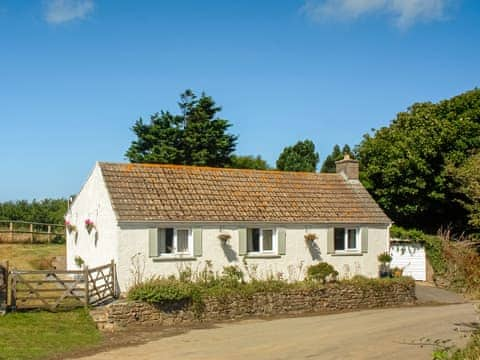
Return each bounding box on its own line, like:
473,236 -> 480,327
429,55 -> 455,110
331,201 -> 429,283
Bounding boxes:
66,164 -> 119,271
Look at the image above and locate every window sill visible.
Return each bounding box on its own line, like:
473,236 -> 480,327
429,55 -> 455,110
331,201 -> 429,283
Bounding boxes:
245,254 -> 281,259
152,256 -> 197,262
331,252 -> 363,256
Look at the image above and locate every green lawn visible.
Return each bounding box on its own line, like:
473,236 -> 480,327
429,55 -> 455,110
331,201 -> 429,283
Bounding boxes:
0,244 -> 65,270
0,309 -> 102,360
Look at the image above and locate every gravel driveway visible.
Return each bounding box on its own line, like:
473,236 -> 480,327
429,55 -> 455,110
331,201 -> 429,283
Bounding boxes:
75,302 -> 477,360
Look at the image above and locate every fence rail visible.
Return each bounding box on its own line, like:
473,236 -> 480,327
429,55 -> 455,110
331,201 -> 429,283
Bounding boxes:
0,220 -> 65,244
6,261 -> 117,311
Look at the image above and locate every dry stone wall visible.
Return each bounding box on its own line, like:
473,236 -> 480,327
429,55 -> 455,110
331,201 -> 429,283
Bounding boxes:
94,280 -> 416,330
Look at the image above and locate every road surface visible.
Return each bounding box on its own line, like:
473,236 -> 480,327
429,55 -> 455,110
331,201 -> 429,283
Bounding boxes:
76,303 -> 477,360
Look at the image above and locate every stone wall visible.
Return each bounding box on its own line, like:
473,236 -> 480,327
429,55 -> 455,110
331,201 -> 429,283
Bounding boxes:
93,280 -> 416,330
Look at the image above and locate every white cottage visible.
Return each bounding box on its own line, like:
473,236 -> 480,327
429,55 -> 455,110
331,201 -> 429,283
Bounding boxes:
66,156 -> 391,292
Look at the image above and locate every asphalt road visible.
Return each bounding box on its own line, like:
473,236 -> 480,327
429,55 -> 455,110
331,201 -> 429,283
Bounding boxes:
77,303 -> 478,360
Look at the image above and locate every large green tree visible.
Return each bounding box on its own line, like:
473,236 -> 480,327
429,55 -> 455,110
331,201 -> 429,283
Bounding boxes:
320,144 -> 354,173
276,140 -> 319,172
357,88 -> 480,231
229,155 -> 270,170
448,153 -> 480,229
125,90 -> 237,167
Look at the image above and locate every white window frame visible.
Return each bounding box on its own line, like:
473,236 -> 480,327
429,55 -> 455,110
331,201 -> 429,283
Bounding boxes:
247,228 -> 277,255
160,228 -> 193,256
334,227 -> 360,253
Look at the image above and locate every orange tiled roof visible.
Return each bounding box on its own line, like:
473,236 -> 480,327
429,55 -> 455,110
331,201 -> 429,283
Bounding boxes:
99,162 -> 391,224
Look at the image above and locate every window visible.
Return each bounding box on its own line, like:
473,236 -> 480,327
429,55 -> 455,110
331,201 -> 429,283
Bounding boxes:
334,228 -> 359,252
247,228 -> 275,253
160,228 -> 191,255
165,228 -> 174,253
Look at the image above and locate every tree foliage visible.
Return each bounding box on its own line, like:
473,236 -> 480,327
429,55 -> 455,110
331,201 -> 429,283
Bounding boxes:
125,90 -> 237,167
448,153 -> 480,228
357,88 -> 480,231
229,155 -> 270,170
276,139 -> 319,172
320,144 -> 354,173
0,199 -> 67,224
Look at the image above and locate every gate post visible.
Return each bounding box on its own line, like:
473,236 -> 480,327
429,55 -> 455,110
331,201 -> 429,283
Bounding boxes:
111,260 -> 117,298
84,266 -> 89,308
7,269 -> 16,311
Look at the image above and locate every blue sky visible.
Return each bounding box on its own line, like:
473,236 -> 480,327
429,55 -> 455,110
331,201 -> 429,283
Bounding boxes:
0,0 -> 479,201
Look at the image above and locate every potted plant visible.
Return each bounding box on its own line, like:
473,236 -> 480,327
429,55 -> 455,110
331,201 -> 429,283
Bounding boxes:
392,267 -> 403,278
304,233 -> 318,244
218,232 -> 231,244
378,252 -> 392,278
65,220 -> 77,234
85,219 -> 95,234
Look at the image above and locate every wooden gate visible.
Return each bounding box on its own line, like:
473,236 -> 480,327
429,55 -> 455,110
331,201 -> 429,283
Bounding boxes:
7,261 -> 117,310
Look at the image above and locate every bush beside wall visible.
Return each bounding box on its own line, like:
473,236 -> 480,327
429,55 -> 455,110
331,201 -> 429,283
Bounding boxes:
96,278 -> 416,330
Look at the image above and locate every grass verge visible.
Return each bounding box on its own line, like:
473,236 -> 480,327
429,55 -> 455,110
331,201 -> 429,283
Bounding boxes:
0,309 -> 101,360
433,330 -> 480,360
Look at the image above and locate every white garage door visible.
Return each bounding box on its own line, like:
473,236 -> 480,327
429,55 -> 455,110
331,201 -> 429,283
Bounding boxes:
390,242 -> 426,281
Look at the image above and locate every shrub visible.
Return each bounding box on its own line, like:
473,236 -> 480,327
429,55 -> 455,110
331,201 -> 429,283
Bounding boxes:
377,252 -> 392,264
306,262 -> 338,283
390,225 -> 426,242
128,278 -> 196,303
350,275 -> 369,282
221,265 -> 244,284
436,229 -> 480,296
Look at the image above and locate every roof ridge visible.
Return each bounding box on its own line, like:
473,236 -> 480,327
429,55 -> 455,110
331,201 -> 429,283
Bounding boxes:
98,161 -> 341,177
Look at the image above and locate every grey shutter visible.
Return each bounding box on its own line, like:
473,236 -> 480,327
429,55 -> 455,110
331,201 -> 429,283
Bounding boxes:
193,228 -> 203,257
158,228 -> 166,254
277,228 -> 286,255
327,228 -> 334,254
361,227 -> 368,253
238,228 -> 247,255
148,228 -> 159,257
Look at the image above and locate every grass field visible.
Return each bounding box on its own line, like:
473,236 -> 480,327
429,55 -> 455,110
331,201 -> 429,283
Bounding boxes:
0,309 -> 102,360
0,245 -> 102,360
0,244 -> 65,270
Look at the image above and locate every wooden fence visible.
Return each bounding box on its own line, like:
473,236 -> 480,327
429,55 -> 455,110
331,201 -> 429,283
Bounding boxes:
0,220 -> 65,244
6,261 -> 117,311
0,260 -> 8,311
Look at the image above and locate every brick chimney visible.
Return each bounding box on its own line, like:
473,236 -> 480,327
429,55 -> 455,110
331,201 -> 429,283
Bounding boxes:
335,154 -> 359,180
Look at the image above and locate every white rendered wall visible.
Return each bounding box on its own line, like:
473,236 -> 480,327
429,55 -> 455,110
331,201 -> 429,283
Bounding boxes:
66,164 -> 119,271
117,224 -> 389,292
